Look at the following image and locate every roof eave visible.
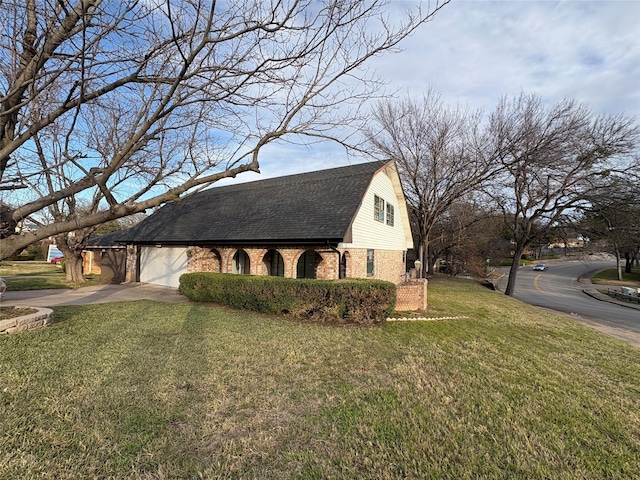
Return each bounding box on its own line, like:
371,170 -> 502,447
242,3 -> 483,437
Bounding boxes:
127,237 -> 345,247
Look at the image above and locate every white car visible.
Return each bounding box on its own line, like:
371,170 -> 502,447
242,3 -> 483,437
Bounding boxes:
533,264 -> 548,271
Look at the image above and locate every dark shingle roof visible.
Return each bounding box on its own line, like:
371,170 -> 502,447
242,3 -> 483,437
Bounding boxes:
123,161 -> 386,245
87,229 -> 131,247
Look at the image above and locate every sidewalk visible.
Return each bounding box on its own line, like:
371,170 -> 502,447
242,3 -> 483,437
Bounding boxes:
0,283 -> 189,307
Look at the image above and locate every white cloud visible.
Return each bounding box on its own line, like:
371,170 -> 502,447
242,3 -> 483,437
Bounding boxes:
384,0 -> 640,116
215,140 -> 369,186
223,0 -> 640,184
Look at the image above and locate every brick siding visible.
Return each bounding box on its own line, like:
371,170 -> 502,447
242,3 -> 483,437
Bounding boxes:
395,279 -> 428,311
185,245 -> 406,284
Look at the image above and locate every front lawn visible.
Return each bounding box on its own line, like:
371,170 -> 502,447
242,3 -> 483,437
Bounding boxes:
0,261 -> 100,290
592,267 -> 640,287
0,261 -> 61,276
1,277 -> 638,479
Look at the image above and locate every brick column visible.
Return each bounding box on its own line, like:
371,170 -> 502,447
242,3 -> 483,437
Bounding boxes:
395,279 -> 428,311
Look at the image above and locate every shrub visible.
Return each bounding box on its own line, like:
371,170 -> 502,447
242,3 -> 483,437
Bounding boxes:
179,273 -> 396,325
25,244 -> 46,260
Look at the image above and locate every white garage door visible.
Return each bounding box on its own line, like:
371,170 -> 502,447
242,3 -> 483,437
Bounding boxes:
140,246 -> 188,287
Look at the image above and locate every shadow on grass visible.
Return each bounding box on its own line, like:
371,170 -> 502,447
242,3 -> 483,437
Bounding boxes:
2,291 -> 639,479
3,301 -> 220,476
89,303 -> 212,472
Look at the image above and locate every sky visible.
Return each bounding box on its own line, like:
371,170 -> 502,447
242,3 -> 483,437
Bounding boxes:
220,0 -> 640,185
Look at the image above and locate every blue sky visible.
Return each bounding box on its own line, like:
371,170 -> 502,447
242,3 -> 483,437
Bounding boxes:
222,0 -> 640,184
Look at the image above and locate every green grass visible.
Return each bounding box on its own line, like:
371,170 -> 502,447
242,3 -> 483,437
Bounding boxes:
1,277 -> 639,479
0,261 -> 100,290
0,260 -> 62,276
592,267 -> 640,286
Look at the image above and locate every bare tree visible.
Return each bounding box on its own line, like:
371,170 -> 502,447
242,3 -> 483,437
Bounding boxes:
0,0 -> 450,260
485,93 -> 639,296
21,125 -> 105,280
579,175 -> 640,280
364,89 -> 493,275
427,199 -> 500,277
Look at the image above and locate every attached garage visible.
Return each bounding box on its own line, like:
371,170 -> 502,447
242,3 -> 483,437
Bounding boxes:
140,246 -> 188,287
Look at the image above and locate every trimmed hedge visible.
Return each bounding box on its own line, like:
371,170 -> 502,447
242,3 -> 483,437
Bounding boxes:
179,273 -> 396,325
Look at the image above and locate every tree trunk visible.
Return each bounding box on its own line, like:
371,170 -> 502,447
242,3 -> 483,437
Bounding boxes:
624,252 -> 632,274
505,244 -> 526,296
55,234 -> 86,283
428,246 -> 438,276
615,249 -> 623,281
65,254 -> 85,282
424,232 -> 436,276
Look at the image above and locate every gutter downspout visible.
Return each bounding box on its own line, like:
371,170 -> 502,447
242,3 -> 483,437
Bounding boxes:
326,241 -> 341,280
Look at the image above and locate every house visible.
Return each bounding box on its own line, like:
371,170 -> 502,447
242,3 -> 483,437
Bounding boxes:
84,230 -> 129,283
105,160 -> 413,288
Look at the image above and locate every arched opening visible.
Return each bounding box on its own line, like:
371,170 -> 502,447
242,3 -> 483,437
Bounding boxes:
297,250 -> 322,279
339,251 -> 350,279
232,249 -> 250,274
208,248 -> 222,272
263,249 -> 285,277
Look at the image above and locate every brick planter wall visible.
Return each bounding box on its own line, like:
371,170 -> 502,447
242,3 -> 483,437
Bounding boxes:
0,307 -> 54,334
395,279 -> 427,311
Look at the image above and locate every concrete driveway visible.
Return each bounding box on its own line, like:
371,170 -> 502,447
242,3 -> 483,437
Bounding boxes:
0,283 -> 189,307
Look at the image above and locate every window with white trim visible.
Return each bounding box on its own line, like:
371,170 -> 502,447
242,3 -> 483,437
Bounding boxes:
374,195 -> 385,222
386,203 -> 394,226
366,249 -> 374,276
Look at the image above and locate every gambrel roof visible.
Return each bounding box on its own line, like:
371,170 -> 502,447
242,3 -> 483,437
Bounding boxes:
120,161 -> 396,246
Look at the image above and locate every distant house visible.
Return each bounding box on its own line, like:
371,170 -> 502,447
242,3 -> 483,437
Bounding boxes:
97,160 -> 413,288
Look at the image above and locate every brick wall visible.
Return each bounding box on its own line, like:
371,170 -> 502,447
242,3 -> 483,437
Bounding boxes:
129,244 -> 407,285
186,245 -> 407,284
81,250 -> 102,275
340,248 -> 405,284
395,279 -> 428,311
186,245 -> 343,279
187,246 -> 223,273
374,249 -> 406,284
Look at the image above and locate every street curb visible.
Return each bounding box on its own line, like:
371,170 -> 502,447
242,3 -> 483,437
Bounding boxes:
578,273 -> 640,311
582,288 -> 640,311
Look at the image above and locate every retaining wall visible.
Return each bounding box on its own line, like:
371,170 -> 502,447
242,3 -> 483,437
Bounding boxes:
0,307 -> 54,334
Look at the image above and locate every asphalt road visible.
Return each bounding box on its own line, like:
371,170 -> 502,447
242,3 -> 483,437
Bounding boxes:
496,259 -> 640,339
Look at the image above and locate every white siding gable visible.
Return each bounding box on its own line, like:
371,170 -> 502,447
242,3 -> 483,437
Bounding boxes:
339,165 -> 413,250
